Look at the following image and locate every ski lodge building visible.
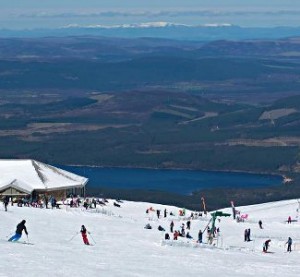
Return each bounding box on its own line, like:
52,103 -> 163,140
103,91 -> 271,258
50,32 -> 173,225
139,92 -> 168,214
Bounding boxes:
0,159 -> 88,199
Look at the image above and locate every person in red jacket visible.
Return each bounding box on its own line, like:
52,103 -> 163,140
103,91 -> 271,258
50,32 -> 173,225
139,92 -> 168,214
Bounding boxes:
80,225 -> 90,245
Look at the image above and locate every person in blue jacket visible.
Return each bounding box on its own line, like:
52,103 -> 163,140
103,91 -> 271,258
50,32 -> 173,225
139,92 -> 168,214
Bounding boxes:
286,237 -> 292,252
8,220 -> 28,242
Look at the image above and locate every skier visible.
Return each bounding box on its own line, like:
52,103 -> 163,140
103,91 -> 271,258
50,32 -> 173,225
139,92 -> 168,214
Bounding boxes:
286,237 -> 292,252
258,220 -> 263,229
263,239 -> 271,253
80,225 -> 90,245
198,230 -> 203,243
8,220 -> 28,242
287,216 -> 292,224
170,221 -> 174,233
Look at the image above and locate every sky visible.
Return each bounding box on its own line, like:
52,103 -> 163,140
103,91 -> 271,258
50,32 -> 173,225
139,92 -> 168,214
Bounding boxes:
1,0 -> 300,29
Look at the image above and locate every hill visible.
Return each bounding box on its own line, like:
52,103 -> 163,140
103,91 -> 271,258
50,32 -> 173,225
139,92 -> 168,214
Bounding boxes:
1,198 -> 300,276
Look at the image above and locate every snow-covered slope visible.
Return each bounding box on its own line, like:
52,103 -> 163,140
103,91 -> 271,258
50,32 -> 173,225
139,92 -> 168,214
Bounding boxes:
1,199 -> 300,276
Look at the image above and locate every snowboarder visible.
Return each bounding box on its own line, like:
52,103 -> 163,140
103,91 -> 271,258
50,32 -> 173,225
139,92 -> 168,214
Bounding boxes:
286,237 -> 292,252
8,220 -> 28,242
186,220 -> 191,230
80,225 -> 90,245
198,230 -> 203,243
287,216 -> 292,224
258,220 -> 263,229
263,239 -> 271,253
170,221 -> 174,233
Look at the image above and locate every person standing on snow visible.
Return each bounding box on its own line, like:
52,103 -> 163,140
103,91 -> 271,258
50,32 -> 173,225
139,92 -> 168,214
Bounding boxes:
164,208 -> 167,218
198,230 -> 203,243
287,216 -> 292,224
170,221 -> 174,233
156,209 -> 160,219
244,229 -> 248,242
286,237 -> 292,252
8,220 -> 28,242
80,225 -> 90,245
3,196 -> 9,212
186,220 -> 191,230
258,220 -> 263,229
247,229 -> 251,241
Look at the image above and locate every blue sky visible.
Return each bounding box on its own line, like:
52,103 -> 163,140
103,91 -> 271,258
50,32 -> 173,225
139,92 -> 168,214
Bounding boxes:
1,0 -> 300,29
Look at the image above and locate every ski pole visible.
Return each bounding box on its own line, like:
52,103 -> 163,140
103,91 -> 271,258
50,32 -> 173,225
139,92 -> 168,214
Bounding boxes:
68,232 -> 79,242
89,232 -> 97,244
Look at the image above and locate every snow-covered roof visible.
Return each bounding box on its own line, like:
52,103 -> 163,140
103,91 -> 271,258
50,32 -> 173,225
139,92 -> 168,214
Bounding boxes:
0,159 -> 88,193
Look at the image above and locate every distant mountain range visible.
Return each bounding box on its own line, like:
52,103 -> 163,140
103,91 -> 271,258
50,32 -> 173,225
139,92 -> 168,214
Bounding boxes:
3,22 -> 300,40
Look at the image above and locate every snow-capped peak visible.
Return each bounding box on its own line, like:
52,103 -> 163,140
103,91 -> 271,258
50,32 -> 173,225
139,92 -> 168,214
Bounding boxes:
61,22 -> 192,29
201,23 -> 233,27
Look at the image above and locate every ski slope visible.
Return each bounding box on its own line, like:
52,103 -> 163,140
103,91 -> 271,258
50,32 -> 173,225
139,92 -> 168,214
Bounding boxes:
1,199 -> 300,277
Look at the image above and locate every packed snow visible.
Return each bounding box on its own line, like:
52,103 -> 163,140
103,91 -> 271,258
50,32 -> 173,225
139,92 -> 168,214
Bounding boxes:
1,198 -> 300,277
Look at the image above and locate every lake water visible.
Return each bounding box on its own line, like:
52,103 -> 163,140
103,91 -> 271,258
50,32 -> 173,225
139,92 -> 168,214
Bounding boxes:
60,166 -> 283,195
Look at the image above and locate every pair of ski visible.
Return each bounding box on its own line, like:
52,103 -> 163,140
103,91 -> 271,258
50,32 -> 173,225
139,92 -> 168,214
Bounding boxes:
9,240 -> 34,245
2,239 -> 34,245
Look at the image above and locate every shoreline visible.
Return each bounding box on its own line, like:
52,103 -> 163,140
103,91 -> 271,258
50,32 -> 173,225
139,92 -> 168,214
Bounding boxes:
62,163 -> 285,183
